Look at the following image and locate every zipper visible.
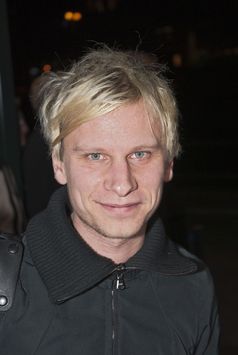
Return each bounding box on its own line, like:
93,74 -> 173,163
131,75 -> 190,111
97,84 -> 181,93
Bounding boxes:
111,265 -> 138,354
111,264 -> 126,355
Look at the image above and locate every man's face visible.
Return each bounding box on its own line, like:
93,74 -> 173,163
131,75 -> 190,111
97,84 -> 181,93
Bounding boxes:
53,101 -> 173,241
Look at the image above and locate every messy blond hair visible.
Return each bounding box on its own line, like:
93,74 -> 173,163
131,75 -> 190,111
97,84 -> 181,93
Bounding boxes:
38,47 -> 181,161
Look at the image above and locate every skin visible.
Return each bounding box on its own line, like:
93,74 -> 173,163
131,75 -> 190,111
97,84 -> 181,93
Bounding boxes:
53,100 -> 173,263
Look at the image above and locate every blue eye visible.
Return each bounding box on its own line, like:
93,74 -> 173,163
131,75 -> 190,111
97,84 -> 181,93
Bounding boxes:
89,153 -> 102,160
132,151 -> 147,159
134,151 -> 145,158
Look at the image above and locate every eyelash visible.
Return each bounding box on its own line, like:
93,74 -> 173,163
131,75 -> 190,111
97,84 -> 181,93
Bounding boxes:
87,151 -> 150,161
88,153 -> 103,160
130,151 -> 149,159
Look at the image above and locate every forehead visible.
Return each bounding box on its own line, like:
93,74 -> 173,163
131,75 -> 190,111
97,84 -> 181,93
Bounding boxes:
64,101 -> 161,150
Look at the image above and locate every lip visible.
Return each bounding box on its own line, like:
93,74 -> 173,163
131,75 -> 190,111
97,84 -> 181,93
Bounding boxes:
97,202 -> 141,215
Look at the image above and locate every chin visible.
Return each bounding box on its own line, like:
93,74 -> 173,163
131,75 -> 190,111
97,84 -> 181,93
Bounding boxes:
94,220 -> 146,240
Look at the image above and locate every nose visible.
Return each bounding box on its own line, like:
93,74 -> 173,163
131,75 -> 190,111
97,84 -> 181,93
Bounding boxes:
104,159 -> 138,197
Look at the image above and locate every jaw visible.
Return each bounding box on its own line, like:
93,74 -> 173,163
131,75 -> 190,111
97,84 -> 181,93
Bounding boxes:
72,210 -> 146,263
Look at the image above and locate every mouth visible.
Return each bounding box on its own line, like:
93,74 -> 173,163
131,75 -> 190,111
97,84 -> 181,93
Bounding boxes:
97,202 -> 141,215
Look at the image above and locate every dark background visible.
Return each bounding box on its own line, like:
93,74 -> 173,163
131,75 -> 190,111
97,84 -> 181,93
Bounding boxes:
7,0 -> 238,174
5,0 -> 238,353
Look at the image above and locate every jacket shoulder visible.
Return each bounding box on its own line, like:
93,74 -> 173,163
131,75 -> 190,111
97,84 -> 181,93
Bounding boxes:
0,234 -> 23,312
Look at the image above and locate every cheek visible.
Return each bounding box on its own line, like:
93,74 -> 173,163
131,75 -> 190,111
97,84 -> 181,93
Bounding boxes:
66,163 -> 102,194
139,168 -> 165,202
138,164 -> 165,188
150,176 -> 164,198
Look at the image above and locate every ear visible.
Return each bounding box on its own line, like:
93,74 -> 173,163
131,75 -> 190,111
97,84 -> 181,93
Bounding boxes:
52,154 -> 67,185
164,160 -> 173,182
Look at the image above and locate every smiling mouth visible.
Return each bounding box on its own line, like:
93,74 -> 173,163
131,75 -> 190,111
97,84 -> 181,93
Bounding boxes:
97,202 -> 140,213
102,203 -> 138,207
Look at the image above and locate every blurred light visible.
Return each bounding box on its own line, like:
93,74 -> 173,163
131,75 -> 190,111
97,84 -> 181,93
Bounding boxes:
64,11 -> 73,21
72,12 -> 82,21
42,64 -> 52,73
172,53 -> 182,68
64,11 -> 82,21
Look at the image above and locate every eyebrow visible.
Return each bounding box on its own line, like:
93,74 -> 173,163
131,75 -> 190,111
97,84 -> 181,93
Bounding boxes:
72,143 -> 162,153
72,145 -> 108,153
129,144 -> 162,151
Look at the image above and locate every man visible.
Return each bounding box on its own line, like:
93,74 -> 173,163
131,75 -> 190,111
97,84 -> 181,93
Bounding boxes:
0,47 -> 219,354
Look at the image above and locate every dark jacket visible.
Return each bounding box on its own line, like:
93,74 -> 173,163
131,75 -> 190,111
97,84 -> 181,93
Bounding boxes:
0,187 -> 219,355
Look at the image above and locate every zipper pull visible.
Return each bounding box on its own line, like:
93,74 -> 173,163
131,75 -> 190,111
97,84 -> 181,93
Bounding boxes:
113,264 -> 126,290
115,273 -> 126,290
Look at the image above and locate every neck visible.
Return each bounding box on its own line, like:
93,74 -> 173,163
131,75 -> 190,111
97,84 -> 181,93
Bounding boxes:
89,235 -> 144,264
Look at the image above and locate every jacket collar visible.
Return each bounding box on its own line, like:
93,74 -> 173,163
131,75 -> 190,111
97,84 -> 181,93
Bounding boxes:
25,186 -> 198,303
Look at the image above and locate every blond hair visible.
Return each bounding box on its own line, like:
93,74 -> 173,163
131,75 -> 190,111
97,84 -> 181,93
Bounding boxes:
38,47 -> 181,161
